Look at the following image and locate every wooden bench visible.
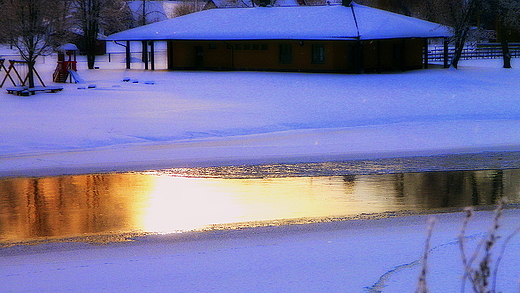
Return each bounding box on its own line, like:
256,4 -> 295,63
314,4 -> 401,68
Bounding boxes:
6,86 -> 63,96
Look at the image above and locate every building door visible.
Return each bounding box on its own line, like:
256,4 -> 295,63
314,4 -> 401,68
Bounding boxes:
392,43 -> 404,71
195,46 -> 204,69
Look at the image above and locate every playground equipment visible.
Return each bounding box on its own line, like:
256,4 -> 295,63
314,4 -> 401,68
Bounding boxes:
1,58 -> 62,95
53,43 -> 84,83
0,59 -> 46,88
0,59 -> 13,86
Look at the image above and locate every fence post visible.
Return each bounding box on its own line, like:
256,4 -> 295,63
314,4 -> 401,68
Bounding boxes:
443,38 -> 449,68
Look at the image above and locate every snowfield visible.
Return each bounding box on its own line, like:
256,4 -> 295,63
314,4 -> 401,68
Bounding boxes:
1,55 -> 520,292
2,209 -> 520,292
0,58 -> 519,177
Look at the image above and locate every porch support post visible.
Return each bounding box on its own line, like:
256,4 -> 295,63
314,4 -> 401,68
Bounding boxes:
356,40 -> 364,73
150,41 -> 155,71
423,38 -> 429,69
126,41 -> 131,69
401,39 -> 406,71
167,41 -> 174,70
376,40 -> 382,73
142,40 -> 149,70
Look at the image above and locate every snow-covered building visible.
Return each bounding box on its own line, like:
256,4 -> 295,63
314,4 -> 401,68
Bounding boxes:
108,1 -> 452,73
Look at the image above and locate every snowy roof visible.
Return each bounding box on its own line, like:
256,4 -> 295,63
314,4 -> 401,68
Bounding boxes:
58,43 -> 79,51
108,3 -> 452,41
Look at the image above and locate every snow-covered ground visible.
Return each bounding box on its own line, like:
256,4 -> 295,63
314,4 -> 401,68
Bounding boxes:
2,209 -> 520,292
1,55 -> 520,292
0,57 -> 519,177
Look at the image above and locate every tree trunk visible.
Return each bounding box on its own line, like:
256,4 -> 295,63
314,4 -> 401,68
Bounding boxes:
83,0 -> 101,70
450,28 -> 469,69
85,20 -> 98,69
451,46 -> 462,69
28,61 -> 35,88
87,53 -> 96,69
500,25 -> 512,69
501,38 -> 511,68
27,50 -> 36,88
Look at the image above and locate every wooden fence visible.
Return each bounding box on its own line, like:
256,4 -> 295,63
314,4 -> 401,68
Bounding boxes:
427,43 -> 520,62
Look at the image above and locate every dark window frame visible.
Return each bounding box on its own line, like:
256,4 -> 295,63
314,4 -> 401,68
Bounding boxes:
312,44 -> 325,64
279,44 -> 293,64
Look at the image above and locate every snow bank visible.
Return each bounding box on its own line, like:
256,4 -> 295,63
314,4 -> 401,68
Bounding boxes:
2,209 -> 520,292
0,58 -> 519,177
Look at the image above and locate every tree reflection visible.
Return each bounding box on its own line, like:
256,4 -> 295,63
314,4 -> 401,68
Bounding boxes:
397,170 -> 516,209
0,174 -> 153,242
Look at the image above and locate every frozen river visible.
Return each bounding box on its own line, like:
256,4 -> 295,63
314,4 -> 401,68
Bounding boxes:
1,151 -> 520,244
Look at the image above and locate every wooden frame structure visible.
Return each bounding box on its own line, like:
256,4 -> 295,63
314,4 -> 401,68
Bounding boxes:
0,59 -> 15,87
0,59 -> 46,88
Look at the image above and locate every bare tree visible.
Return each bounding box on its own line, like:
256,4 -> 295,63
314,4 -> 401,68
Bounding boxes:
72,0 -> 129,69
450,0 -> 482,68
363,0 -> 520,69
132,0 -> 174,25
74,0 -> 101,69
367,0 -> 415,16
0,0 -> 70,87
414,0 -> 483,68
489,0 -> 520,68
173,0 -> 205,17
102,0 -> 134,35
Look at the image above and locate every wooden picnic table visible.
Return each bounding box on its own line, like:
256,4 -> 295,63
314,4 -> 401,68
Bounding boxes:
6,86 -> 63,96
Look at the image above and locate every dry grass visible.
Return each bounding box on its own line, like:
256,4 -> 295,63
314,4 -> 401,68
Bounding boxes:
417,199 -> 520,293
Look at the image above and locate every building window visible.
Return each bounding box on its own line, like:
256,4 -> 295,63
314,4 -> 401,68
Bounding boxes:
236,44 -> 242,50
312,44 -> 325,63
209,44 -> 217,49
253,44 -> 260,50
261,44 -> 269,50
244,44 -> 251,50
279,44 -> 292,63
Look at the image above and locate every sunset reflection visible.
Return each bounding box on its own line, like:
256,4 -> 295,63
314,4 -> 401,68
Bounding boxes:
143,176 -> 245,232
1,169 -> 519,242
142,175 -> 408,234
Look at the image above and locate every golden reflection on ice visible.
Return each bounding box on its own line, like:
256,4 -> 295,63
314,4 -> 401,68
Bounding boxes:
143,176 -> 245,232
1,169 -> 519,242
0,174 -> 153,242
142,175 -> 406,234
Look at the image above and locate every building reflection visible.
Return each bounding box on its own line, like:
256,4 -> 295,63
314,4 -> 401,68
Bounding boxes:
0,169 -> 519,242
